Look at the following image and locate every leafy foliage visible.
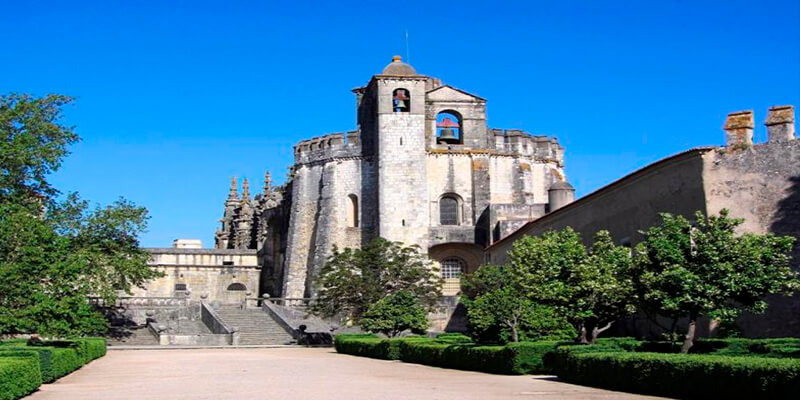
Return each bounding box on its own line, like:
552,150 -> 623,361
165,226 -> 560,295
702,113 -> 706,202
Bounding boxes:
0,93 -> 78,208
0,353 -> 42,400
0,93 -> 160,336
545,350 -> 800,399
334,333 -> 563,374
505,228 -> 635,343
633,210 -> 799,352
462,265 -> 574,343
312,238 -> 442,322
359,291 -> 429,337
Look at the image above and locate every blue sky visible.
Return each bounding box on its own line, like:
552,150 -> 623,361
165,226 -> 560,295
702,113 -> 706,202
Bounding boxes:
2,1 -> 798,247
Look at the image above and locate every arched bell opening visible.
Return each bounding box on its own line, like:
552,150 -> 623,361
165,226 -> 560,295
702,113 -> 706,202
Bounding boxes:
436,110 -> 463,145
393,88 -> 410,113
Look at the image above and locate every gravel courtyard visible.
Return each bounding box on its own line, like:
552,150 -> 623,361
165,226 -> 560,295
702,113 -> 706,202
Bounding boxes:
26,348 -> 662,400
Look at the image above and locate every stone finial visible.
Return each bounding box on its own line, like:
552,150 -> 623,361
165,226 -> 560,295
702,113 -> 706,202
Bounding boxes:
263,171 -> 272,192
723,110 -> 754,147
765,105 -> 795,143
228,177 -> 238,199
241,178 -> 250,199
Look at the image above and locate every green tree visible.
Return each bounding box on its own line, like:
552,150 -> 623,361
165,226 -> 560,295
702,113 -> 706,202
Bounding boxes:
0,93 -> 160,336
0,93 -> 78,208
507,228 -> 635,343
312,238 -> 442,323
461,265 -> 574,343
359,291 -> 429,337
633,210 -> 798,353
572,231 -> 636,343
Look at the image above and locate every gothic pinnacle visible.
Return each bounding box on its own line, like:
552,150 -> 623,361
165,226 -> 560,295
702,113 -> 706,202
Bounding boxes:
228,176 -> 238,199
263,171 -> 272,192
242,177 -> 250,199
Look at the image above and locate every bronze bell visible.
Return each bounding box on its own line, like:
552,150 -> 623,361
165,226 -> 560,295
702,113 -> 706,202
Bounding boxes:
394,100 -> 408,109
439,128 -> 457,141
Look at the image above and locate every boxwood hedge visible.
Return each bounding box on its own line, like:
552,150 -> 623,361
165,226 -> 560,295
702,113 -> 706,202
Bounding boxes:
0,353 -> 42,400
545,350 -> 800,399
334,334 -> 565,374
0,337 -> 108,399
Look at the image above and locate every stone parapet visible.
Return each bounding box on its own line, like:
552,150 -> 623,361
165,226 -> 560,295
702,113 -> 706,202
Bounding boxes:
293,130 -> 362,164
490,128 -> 564,164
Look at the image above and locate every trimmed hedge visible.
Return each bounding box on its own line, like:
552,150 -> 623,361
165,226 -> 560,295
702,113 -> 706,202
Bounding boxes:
398,340 -> 563,374
0,353 -> 42,400
638,338 -> 800,358
334,334 -> 563,374
0,336 -> 108,398
545,350 -> 800,399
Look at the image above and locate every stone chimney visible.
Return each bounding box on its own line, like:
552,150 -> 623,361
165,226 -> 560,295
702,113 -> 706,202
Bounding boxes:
765,105 -> 795,143
723,110 -> 754,147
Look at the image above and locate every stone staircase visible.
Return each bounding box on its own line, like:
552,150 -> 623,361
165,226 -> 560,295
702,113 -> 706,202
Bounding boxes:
215,306 -> 296,345
107,326 -> 159,346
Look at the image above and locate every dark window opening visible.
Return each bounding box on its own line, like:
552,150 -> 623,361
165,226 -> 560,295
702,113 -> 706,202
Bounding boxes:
222,260 -> 234,266
347,194 -> 359,228
440,196 -> 459,225
175,283 -> 187,291
227,283 -> 247,291
393,88 -> 410,113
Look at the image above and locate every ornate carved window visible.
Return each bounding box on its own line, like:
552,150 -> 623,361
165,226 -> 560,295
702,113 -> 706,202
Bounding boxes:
439,195 -> 459,225
393,88 -> 410,113
440,257 -> 465,279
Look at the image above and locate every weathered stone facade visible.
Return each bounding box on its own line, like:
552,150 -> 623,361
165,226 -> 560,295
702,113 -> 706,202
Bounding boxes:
131,239 -> 260,304
486,106 -> 800,338
216,56 -> 572,299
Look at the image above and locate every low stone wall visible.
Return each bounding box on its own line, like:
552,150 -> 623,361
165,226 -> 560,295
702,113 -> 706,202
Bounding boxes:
261,300 -> 332,345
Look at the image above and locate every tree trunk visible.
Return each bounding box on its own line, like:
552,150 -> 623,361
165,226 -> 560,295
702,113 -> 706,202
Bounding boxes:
681,314 -> 698,354
510,326 -> 519,342
589,322 -> 614,344
578,322 -> 589,344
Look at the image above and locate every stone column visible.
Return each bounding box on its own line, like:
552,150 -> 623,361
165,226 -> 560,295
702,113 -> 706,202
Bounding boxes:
723,110 -> 754,147
765,105 -> 795,143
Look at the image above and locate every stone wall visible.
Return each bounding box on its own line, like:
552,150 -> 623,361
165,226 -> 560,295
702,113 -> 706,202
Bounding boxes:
485,112 -> 799,338
487,148 -> 710,265
132,248 -> 259,304
702,140 -> 800,337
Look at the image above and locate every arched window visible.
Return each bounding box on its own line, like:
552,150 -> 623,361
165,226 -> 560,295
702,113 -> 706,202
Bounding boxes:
393,88 -> 410,113
227,283 -> 247,291
439,195 -> 460,225
440,257 -> 465,279
347,194 -> 359,228
436,110 -> 463,144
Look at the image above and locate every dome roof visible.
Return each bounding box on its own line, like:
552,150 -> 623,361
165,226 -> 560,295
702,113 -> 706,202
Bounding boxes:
381,55 -> 417,76
549,181 -> 575,190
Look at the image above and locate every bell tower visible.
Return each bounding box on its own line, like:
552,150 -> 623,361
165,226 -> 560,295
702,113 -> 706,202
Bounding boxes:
373,56 -> 429,248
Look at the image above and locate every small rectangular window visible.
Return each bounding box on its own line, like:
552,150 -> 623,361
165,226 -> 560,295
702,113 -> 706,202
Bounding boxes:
175,283 -> 187,291
222,261 -> 234,266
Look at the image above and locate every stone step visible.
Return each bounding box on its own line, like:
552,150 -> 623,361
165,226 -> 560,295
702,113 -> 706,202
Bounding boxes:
214,307 -> 294,345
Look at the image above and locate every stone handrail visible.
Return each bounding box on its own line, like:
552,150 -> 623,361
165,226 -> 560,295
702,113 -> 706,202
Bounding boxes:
88,296 -> 189,308
263,297 -> 315,308
201,302 -> 239,345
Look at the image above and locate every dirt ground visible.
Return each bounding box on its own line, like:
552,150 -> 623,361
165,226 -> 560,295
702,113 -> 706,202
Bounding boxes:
26,347 -> 663,400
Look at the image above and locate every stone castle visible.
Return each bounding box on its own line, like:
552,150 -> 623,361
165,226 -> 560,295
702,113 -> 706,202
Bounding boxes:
212,56 -> 574,299
131,57 -> 798,339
